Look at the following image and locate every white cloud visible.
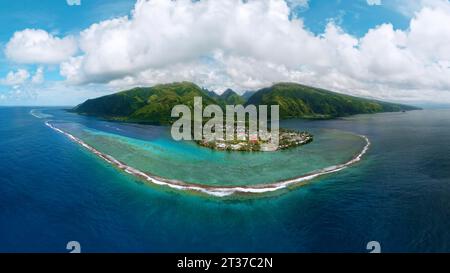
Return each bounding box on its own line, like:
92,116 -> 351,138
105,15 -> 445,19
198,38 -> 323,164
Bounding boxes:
55,0 -> 450,103
0,66 -> 44,88
1,69 -> 30,86
31,67 -> 45,84
5,29 -> 78,64
0,67 -> 44,103
367,0 -> 382,6
387,0 -> 448,17
61,0 -> 327,84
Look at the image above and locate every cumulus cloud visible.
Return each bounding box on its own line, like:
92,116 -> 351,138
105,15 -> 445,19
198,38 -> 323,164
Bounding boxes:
1,69 -> 30,86
55,0 -> 450,103
61,0 -> 329,84
1,66 -> 45,88
31,67 -> 45,84
0,67 -> 86,105
5,29 -> 78,64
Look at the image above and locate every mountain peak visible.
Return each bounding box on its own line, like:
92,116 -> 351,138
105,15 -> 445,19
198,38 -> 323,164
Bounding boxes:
220,89 -> 237,98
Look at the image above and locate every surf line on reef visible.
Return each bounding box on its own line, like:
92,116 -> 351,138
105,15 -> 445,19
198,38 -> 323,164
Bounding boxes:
45,121 -> 370,198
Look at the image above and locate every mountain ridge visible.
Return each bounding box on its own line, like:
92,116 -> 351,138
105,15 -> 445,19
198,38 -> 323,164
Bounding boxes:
72,81 -> 420,124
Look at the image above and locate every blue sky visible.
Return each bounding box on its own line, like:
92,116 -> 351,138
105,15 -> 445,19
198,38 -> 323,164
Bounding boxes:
0,0 -> 135,80
1,0 -> 450,105
0,0 -> 135,38
298,0 -> 411,36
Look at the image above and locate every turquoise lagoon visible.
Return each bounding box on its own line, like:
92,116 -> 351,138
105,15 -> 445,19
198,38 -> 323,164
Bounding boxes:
49,114 -> 367,190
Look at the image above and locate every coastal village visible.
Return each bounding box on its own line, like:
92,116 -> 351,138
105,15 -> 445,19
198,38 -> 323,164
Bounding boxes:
196,126 -> 313,152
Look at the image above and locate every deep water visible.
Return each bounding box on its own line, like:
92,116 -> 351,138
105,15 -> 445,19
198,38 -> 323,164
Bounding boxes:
1,107 -> 450,252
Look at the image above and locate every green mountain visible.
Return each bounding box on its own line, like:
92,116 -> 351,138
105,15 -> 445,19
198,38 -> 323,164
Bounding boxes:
72,82 -> 217,124
219,89 -> 246,105
72,81 -> 420,124
242,91 -> 256,101
201,87 -> 220,100
246,83 -> 420,119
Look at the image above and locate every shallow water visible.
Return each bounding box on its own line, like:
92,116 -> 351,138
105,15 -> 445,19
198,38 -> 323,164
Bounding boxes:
51,114 -> 366,187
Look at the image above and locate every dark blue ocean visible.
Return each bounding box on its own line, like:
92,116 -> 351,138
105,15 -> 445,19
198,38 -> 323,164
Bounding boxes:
1,106 -> 450,253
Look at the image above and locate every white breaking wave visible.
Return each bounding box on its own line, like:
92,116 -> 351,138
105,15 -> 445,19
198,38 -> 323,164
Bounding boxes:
45,121 -> 370,198
30,109 -> 53,119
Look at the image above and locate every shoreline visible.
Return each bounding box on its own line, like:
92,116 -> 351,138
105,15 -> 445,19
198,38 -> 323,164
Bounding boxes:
45,121 -> 370,198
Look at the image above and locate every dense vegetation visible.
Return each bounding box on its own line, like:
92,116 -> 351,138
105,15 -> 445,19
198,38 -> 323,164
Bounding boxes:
72,82 -> 217,124
242,91 -> 256,101
72,81 -> 420,124
246,83 -> 420,119
218,89 -> 246,105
